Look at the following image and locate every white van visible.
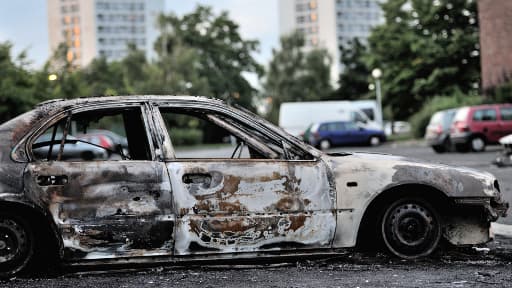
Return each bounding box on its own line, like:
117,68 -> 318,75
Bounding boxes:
278,101 -> 382,136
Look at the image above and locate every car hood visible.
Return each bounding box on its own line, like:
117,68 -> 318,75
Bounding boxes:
323,152 -> 498,198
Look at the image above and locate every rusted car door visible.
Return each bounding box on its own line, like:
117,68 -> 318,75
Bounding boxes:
151,105 -> 336,256
23,105 -> 175,260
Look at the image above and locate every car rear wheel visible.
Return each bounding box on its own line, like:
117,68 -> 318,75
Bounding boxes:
432,139 -> 451,153
381,198 -> 441,259
369,136 -> 381,146
454,143 -> 469,153
80,151 -> 94,160
470,136 -> 485,152
319,139 -> 331,150
0,214 -> 34,278
431,145 -> 446,153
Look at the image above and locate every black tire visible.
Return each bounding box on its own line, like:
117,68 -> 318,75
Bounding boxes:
80,151 -> 94,160
454,143 -> 469,153
0,214 -> 34,278
381,198 -> 442,259
431,145 -> 446,153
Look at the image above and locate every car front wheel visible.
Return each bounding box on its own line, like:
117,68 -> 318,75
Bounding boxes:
381,198 -> 441,259
0,214 -> 34,278
319,139 -> 331,150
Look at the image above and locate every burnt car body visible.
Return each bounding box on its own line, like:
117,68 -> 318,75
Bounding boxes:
0,96 -> 507,277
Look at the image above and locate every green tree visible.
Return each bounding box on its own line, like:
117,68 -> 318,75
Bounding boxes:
0,42 -> 39,122
330,38 -> 371,101
367,0 -> 480,120
44,43 -> 89,99
119,43 -> 148,94
155,6 -> 263,108
82,57 -> 124,96
139,42 -> 210,96
263,32 -> 333,122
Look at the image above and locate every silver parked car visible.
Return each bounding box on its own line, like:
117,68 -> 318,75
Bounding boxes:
425,109 -> 458,153
0,96 -> 507,277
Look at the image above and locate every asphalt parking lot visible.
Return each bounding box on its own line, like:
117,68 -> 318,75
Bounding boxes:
3,141 -> 512,287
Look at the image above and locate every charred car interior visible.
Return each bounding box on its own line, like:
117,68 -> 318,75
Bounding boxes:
0,96 -> 507,277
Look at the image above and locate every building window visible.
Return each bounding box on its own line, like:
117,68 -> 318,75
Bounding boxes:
309,0 -> 317,9
297,16 -> 305,23
310,13 -> 317,22
66,50 -> 74,62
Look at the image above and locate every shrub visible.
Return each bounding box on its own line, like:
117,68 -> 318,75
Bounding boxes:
170,128 -> 203,146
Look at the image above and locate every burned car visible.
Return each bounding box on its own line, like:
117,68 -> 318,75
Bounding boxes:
0,96 -> 507,277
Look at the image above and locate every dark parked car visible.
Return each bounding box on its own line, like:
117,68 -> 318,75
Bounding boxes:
0,96 -> 507,277
450,104 -> 512,152
304,121 -> 386,150
425,109 -> 458,153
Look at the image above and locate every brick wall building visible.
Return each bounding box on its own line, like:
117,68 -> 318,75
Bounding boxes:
478,0 -> 512,92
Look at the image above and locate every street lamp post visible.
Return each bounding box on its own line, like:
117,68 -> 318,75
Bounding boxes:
371,68 -> 383,128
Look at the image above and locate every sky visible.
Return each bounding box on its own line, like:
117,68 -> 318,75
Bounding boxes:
0,0 -> 279,77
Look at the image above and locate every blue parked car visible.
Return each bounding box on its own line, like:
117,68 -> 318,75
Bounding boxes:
304,121 -> 386,150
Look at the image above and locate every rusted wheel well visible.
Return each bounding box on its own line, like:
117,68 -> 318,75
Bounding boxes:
0,202 -> 62,272
356,184 -> 451,249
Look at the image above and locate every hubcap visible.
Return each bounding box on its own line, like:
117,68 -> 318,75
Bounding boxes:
472,138 -> 484,151
383,202 -> 440,258
320,140 -> 330,150
0,219 -> 27,263
370,137 -> 380,146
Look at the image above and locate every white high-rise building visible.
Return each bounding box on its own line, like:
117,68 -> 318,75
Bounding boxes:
48,0 -> 165,67
279,0 -> 385,83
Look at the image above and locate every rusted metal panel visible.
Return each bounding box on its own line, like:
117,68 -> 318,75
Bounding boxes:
167,160 -> 336,255
24,161 -> 174,260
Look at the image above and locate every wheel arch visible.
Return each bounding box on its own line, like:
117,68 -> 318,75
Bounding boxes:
355,183 -> 451,247
471,132 -> 487,143
0,200 -> 63,260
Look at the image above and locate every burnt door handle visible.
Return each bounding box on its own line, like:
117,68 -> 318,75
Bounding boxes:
37,175 -> 68,186
182,173 -> 212,185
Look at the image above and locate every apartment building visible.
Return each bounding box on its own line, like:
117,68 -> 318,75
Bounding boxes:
279,0 -> 385,82
48,0 -> 164,67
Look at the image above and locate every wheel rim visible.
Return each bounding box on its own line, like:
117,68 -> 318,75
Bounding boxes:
382,201 -> 441,258
0,219 -> 29,264
370,137 -> 380,146
471,138 -> 484,151
320,140 -> 330,150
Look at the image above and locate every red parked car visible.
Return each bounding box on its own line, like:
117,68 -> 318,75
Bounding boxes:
450,104 -> 512,152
